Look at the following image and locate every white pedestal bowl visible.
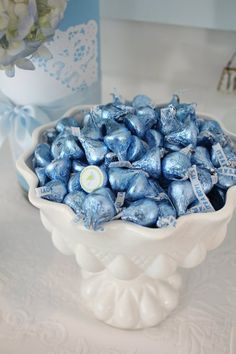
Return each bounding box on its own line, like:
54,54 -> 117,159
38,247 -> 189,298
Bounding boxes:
16,107 -> 236,330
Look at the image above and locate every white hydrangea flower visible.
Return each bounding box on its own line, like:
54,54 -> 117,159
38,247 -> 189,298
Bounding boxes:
0,0 -> 68,76
0,39 -> 25,65
0,12 -> 9,31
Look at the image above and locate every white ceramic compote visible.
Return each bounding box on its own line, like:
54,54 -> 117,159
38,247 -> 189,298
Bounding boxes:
17,106 -> 236,330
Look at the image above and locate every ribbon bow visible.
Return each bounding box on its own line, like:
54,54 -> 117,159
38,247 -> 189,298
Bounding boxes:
0,82 -> 99,159
0,92 -> 51,154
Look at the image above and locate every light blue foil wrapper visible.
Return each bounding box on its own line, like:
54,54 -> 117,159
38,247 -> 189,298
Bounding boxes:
104,126 -> 131,161
126,172 -> 159,201
79,135 -> 108,165
64,191 -> 87,215
56,117 -> 81,133
132,94 -> 153,109
165,120 -> 198,148
45,158 -> 71,184
109,168 -> 140,191
132,147 -> 161,178
34,143 -> 52,167
68,172 -> 82,193
168,180 -> 195,216
121,198 -> 159,227
159,105 -> 181,135
35,167 -> 48,187
82,188 -> 116,230
81,113 -> 103,140
162,151 -> 191,180
127,136 -> 148,162
124,107 -> 156,138
145,129 -> 163,148
216,167 -> 236,190
191,146 -> 215,172
39,180 -> 67,203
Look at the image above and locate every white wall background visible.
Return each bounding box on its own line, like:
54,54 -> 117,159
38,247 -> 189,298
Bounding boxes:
100,0 -> 236,31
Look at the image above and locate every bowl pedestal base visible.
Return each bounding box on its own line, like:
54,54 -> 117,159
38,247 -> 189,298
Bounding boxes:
79,269 -> 182,329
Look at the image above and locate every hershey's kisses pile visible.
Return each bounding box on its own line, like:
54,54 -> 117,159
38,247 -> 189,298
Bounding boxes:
33,94 -> 236,231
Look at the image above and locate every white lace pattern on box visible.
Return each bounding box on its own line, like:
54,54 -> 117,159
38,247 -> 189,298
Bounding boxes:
32,20 -> 98,93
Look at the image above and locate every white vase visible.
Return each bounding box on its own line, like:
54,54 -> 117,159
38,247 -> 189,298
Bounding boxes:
0,0 -> 100,106
0,0 -> 100,189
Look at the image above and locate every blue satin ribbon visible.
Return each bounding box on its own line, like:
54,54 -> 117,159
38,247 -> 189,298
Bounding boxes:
0,94 -> 51,151
0,82 -> 100,153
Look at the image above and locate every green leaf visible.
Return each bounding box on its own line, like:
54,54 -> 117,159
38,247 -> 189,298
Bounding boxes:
36,45 -> 53,59
15,58 -> 35,70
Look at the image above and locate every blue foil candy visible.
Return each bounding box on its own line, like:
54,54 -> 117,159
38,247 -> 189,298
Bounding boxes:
165,120 -> 198,148
162,151 -> 191,180
132,94 -> 152,109
200,119 -> 223,135
164,142 -> 182,152
81,113 -> 102,140
198,119 -> 228,147
187,199 -> 205,214
191,146 -> 215,172
36,180 -> 67,203
137,106 -> 156,122
127,136 -> 148,162
196,118 -> 206,130
168,180 -> 195,216
104,126 -> 131,161
64,191 -> 87,215
132,147 -> 161,178
59,135 -> 84,160
197,167 -> 215,194
35,167 -> 47,187
82,188 -> 116,230
121,198 -> 159,227
211,144 -> 236,168
51,131 -> 70,159
68,172 -> 82,193
72,160 -> 87,173
126,172 -> 158,201
124,107 -> 156,138
156,201 -> 177,228
42,128 -> 58,145
169,94 -> 180,107
34,143 -> 52,167
103,119 -> 121,135
109,167 -> 140,191
104,152 -> 118,166
93,187 -> 116,202
100,102 -> 134,122
216,166 -> 236,189
159,105 -> 181,135
124,114 -> 143,137
145,129 -> 163,148
168,166 -> 214,216
176,103 -> 196,123
45,158 -> 71,184
56,117 -> 80,133
197,130 -> 216,148
79,135 -> 108,165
